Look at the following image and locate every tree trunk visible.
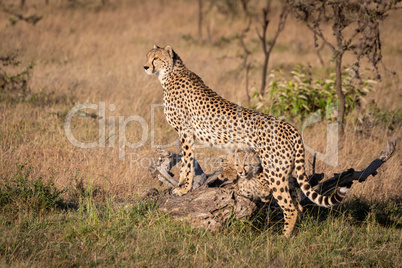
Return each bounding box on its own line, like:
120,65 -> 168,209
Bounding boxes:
147,139 -> 398,231
198,0 -> 203,40
333,4 -> 346,137
239,17 -> 252,106
335,54 -> 346,138
257,3 -> 288,96
259,5 -> 270,96
335,53 -> 345,137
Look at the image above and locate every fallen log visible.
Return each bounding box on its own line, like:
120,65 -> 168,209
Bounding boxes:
147,138 -> 398,231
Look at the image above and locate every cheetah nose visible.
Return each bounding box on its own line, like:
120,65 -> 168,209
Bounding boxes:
143,66 -> 149,70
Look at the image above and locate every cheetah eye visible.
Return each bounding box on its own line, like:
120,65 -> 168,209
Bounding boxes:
152,57 -> 159,66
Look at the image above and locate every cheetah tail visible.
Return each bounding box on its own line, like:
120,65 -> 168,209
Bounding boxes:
294,153 -> 351,208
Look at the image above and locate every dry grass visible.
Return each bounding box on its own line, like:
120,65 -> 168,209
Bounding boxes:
0,0 -> 401,203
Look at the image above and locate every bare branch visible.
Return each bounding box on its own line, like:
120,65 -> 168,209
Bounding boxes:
258,1 -> 288,96
0,2 -> 42,25
198,0 -> 203,40
304,138 -> 399,199
266,5 -> 289,56
239,16 -> 252,105
305,23 -> 335,51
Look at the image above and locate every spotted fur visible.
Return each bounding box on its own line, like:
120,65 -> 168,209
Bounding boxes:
233,150 -> 262,180
144,45 -> 350,237
232,150 -> 271,202
232,149 -> 303,212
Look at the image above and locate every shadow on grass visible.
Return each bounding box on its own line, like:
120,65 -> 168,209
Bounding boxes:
337,198 -> 402,229
225,195 -> 402,235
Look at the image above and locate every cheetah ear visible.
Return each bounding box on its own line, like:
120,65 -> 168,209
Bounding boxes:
153,44 -> 160,49
165,45 -> 174,58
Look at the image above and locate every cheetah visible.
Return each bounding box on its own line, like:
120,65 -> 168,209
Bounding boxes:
232,150 -> 262,180
144,45 -> 351,237
232,150 -> 271,202
232,149 -> 303,212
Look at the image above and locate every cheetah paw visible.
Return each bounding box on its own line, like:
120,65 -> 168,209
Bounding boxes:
172,187 -> 187,196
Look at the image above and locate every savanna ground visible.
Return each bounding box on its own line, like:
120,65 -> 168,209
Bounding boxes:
0,0 -> 401,266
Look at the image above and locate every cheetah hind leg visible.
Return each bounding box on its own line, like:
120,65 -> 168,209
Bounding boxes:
264,172 -> 299,237
288,177 -> 303,214
272,189 -> 299,237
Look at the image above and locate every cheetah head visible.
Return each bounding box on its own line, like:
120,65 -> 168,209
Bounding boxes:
233,150 -> 261,179
143,45 -> 175,79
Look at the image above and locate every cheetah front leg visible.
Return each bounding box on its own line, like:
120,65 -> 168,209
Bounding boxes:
172,130 -> 195,196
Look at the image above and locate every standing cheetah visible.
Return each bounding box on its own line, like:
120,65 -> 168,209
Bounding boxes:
144,45 -> 350,237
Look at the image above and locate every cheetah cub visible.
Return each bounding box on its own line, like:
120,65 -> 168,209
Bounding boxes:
232,150 -> 271,202
232,150 -> 303,212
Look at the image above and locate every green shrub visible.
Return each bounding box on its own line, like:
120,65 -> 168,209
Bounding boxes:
0,52 -> 74,106
369,104 -> 402,130
0,164 -> 66,213
253,65 -> 375,121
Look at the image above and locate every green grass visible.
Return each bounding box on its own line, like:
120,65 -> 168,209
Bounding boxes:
0,165 -> 401,266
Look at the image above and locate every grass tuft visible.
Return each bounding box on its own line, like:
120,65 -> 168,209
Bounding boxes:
0,163 -> 66,214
